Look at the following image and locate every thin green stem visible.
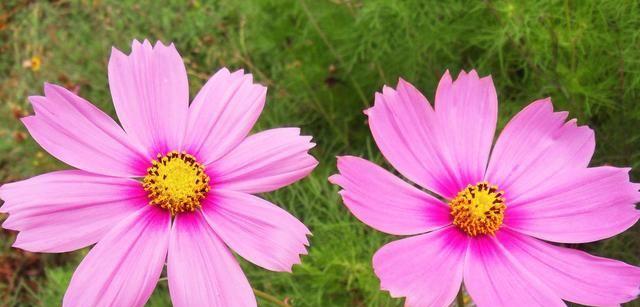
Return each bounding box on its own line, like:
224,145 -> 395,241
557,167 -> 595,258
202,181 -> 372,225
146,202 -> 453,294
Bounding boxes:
160,278 -> 289,307
253,288 -> 291,307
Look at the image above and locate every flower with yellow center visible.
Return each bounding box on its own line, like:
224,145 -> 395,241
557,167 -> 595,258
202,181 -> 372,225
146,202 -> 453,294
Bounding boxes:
2,41 -> 317,307
331,69 -> 640,307
449,182 -> 506,236
142,151 -> 210,215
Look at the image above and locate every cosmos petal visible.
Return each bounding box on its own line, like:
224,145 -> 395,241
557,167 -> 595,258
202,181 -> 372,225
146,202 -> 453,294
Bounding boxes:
108,39 -> 189,156
63,206 -> 170,307
463,233 -> 565,307
0,170 -> 147,252
485,98 -> 595,200
499,228 -> 640,306
184,68 -> 266,165
201,190 -> 310,272
372,227 -> 468,307
23,84 -> 147,177
433,70 -> 498,195
504,166 -> 640,243
329,156 -> 451,235
210,128 -> 317,193
367,71 -> 496,199
168,211 -> 256,307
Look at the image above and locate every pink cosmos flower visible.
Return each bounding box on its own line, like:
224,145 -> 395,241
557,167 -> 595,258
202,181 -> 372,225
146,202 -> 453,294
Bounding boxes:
0,40 -> 317,306
330,70 -> 640,306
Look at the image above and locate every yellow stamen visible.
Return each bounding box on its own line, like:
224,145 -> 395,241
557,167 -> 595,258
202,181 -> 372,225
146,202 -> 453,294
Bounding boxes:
31,56 -> 41,71
449,181 -> 506,236
23,56 -> 42,71
142,151 -> 210,215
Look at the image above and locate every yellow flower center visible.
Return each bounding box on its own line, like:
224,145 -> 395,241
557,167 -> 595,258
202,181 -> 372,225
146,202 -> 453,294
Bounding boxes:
449,182 -> 506,236
142,151 -> 210,215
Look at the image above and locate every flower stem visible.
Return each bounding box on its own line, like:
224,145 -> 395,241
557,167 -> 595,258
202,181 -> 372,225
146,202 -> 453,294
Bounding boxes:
456,288 -> 465,307
253,288 -> 290,307
160,277 -> 288,306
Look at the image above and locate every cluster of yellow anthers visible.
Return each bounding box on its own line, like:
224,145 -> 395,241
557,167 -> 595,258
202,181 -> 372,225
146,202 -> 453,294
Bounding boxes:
142,151 -> 211,216
449,181 -> 506,236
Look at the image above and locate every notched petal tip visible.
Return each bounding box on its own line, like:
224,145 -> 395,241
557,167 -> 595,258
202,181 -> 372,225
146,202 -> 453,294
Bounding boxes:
396,77 -> 422,95
455,69 -> 469,80
20,115 -> 36,126
292,127 -> 303,136
217,66 -> 231,74
27,95 -> 45,104
42,81 -> 56,92
108,48 -> 129,70
11,240 -> 26,251
109,46 -> 127,59
257,83 -> 268,95
229,68 -> 247,79
2,217 -> 18,230
381,85 -> 395,96
152,40 -> 169,48
27,96 -> 48,115
11,233 -> 44,252
327,174 -> 342,184
335,155 -> 357,168
141,39 -> 152,48
300,135 -> 315,147
531,97 -> 554,110
479,74 -> 495,85
468,69 -> 480,79
42,83 -> 74,101
127,39 -> 153,54
372,92 -> 386,108
230,69 -> 267,94
130,38 -> 143,49
442,68 -> 452,79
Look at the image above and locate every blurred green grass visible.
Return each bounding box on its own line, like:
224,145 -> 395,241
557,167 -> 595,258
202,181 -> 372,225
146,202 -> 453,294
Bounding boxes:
0,0 -> 638,306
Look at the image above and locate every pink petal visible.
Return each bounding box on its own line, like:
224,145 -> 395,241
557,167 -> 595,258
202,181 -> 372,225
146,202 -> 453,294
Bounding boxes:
168,211 -> 256,307
329,156 -> 451,235
499,228 -> 640,306
485,98 -> 595,200
504,166 -> 640,243
372,227 -> 468,307
366,71 -> 497,199
0,170 -> 147,252
63,206 -> 170,307
433,70 -> 498,195
464,233 -> 565,307
209,128 -> 317,193
23,84 -> 147,177
201,190 -> 309,272
183,68 -> 266,164
108,40 -> 189,156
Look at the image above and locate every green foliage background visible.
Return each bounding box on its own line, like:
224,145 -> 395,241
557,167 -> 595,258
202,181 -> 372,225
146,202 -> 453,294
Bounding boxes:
0,0 -> 638,306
